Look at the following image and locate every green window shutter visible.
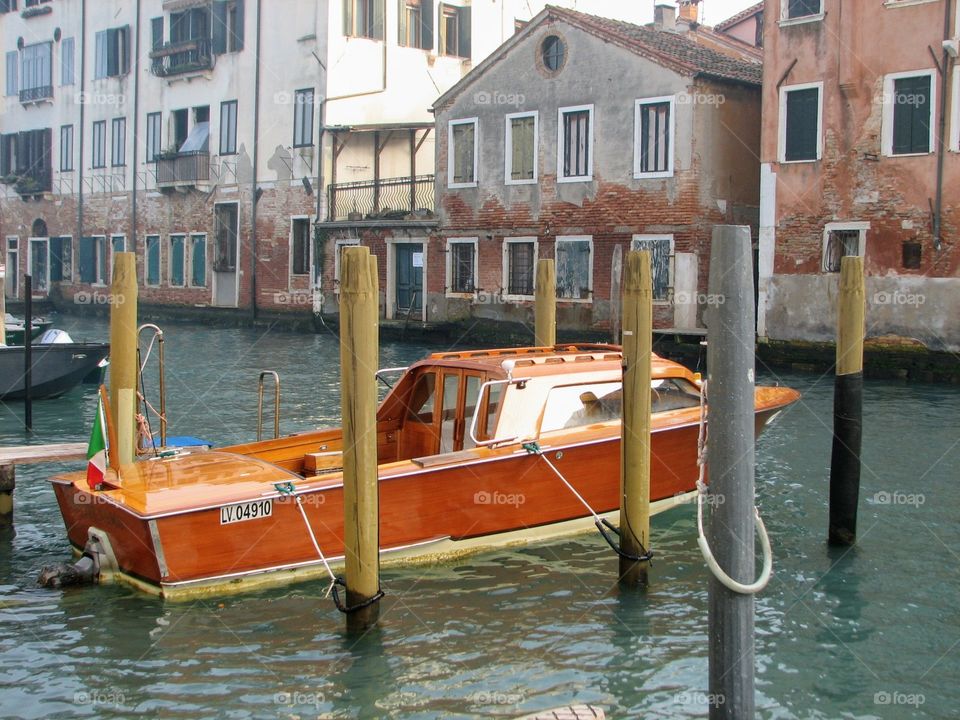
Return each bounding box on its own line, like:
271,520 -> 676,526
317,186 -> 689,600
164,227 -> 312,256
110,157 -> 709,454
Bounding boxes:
457,6 -> 471,58
212,1 -> 228,54
232,0 -> 245,50
893,76 -> 930,155
146,237 -> 160,285
784,88 -> 818,161
151,17 -> 163,50
191,236 -> 206,286
79,237 -> 95,283
422,0 -> 434,50
171,236 -> 185,286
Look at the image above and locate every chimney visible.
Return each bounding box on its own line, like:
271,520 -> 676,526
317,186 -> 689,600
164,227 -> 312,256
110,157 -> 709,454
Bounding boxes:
678,0 -> 700,24
654,4 -> 676,31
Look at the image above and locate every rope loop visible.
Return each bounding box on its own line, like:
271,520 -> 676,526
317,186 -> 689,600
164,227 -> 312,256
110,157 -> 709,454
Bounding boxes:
331,577 -> 385,615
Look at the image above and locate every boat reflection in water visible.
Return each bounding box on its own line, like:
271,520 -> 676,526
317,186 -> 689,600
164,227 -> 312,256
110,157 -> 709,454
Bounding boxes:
48,344 -> 799,598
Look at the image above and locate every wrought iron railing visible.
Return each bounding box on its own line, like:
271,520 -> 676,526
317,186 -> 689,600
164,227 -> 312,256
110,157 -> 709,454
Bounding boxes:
327,175 -> 435,222
149,37 -> 213,77
156,151 -> 210,185
19,85 -> 53,103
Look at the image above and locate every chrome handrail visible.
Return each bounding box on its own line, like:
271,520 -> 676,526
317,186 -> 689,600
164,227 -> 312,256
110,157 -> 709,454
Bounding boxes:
137,323 -> 166,449
467,378 -> 524,448
375,366 -> 408,389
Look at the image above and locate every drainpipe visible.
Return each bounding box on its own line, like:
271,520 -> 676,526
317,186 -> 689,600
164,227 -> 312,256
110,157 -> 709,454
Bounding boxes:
933,0 -> 954,252
76,0 -> 87,255
130,0 -> 141,253
250,0 -> 262,318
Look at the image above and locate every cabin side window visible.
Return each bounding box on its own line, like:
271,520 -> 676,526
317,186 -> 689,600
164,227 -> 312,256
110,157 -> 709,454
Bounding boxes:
541,382 -> 622,433
651,378 -> 701,412
407,371 -> 436,423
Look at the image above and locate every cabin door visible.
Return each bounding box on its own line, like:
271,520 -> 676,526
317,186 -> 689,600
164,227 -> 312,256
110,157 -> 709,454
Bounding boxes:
438,370 -> 484,453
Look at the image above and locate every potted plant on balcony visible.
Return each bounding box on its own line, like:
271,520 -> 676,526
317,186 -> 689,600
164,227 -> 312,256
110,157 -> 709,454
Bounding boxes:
14,176 -> 41,197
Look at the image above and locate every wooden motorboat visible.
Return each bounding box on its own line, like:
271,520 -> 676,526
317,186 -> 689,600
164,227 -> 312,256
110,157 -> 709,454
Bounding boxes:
48,344 -> 799,598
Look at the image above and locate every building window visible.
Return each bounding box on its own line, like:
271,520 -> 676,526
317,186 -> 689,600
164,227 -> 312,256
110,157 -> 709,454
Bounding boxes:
79,236 -> 108,285
821,223 -> 867,273
60,125 -> 73,172
169,235 -> 186,286
145,235 -> 161,286
291,218 -> 311,276
293,89 -> 314,148
883,71 -> 934,156
92,121 -> 106,169
20,42 -> 52,101
783,0 -> 822,20
334,239 -> 360,291
213,0 -> 245,54
558,105 -> 593,182
50,236 -> 71,283
399,0 -> 433,50
446,238 -> 477,295
145,112 -> 161,163
555,237 -> 593,301
344,0 -> 385,40
214,203 -> 239,272
438,3 -> 471,57
902,241 -> 922,270
0,1 -> 19,14
631,235 -> 674,301
505,112 -> 537,185
5,51 -> 16,97
635,96 -> 674,178
448,118 -> 478,188
190,234 -> 207,286
780,83 -> 821,162
61,37 -> 75,86
503,238 -> 537,299
220,100 -> 237,155
94,27 -> 130,79
542,35 -> 566,73
5,237 -> 19,299
111,117 -> 126,167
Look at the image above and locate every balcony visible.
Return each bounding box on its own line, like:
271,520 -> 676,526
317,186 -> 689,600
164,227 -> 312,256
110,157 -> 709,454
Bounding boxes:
156,150 -> 210,187
327,175 -> 435,222
149,37 -> 213,77
1,170 -> 52,197
19,85 -> 53,103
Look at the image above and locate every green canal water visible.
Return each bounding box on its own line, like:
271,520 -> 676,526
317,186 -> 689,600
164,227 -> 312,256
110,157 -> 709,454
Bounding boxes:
0,316 -> 956,719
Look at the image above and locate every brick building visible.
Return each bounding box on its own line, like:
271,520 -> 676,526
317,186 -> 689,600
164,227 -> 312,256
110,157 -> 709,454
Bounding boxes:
757,0 -> 960,351
413,5 -> 762,333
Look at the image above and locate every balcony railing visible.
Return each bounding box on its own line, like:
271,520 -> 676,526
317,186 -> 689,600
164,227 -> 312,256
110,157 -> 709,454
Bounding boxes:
156,151 -> 210,186
19,85 -> 53,103
327,175 -> 435,222
9,170 -> 52,195
149,37 -> 213,77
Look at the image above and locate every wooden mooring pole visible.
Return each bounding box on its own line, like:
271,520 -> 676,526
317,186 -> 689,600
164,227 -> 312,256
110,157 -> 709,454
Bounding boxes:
619,250 -> 653,585
0,264 -> 6,344
0,464 -> 13,536
340,246 -> 381,632
535,259 -> 556,347
24,275 -> 33,431
109,253 -> 138,466
706,226 -> 756,718
829,256 -> 865,546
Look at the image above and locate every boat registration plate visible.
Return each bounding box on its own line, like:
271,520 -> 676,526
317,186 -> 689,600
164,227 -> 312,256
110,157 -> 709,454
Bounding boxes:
220,499 -> 273,525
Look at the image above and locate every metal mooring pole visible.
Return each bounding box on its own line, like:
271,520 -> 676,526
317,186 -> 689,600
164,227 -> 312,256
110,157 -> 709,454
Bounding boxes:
706,226 -> 756,719
535,259 -> 556,347
620,250 -> 653,585
828,255 -> 865,546
24,275 -> 33,431
340,246 -> 381,632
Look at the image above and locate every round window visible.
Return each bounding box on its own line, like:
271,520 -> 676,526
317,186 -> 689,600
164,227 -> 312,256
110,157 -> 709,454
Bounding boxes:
542,35 -> 566,73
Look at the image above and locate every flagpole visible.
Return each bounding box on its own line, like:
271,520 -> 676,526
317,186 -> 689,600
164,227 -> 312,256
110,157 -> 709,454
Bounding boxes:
100,384 -> 119,472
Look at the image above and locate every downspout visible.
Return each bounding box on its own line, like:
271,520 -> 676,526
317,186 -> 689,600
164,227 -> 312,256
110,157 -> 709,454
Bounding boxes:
933,0 -> 954,252
76,0 -> 86,254
250,0 -> 262,318
130,0 -> 141,253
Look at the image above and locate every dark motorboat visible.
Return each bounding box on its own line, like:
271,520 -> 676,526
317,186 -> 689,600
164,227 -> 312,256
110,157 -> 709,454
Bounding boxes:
3,313 -> 53,346
0,329 -> 110,400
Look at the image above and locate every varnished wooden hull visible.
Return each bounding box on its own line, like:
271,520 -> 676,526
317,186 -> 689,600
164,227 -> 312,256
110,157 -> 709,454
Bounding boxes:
49,398 -> 794,599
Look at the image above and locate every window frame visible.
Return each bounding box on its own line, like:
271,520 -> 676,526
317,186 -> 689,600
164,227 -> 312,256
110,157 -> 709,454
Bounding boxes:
447,117 -> 479,189
501,237 -> 538,302
557,104 -> 594,183
554,235 -> 594,304
5,50 -> 17,97
219,100 -> 238,156
145,112 -> 162,163
145,234 -> 162,287
293,88 -> 315,148
445,237 -> 478,298
778,81 -> 823,163
634,95 -> 675,179
504,111 -> 539,186
779,0 -> 824,24
92,120 -> 106,169
881,69 -> 936,157
344,0 -> 385,40
631,234 -> 675,304
81,235 -> 109,286
60,36 -> 75,86
60,124 -> 74,172
111,117 -> 126,167
821,222 -> 868,273
290,216 -> 312,277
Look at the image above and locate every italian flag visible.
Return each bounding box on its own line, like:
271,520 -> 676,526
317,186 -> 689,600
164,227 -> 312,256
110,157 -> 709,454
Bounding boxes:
86,394 -> 109,490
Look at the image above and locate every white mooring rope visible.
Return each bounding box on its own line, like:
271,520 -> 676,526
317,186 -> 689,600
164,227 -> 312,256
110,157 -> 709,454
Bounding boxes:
695,380 -> 773,595
288,489 -> 337,597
